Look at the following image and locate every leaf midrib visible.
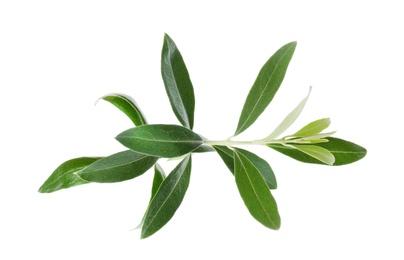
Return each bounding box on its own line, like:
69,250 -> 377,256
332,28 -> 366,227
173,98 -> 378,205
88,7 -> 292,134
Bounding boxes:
122,136 -> 201,144
80,155 -> 150,175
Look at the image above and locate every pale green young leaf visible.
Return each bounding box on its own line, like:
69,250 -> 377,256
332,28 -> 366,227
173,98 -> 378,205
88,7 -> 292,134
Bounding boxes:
116,124 -> 203,158
235,41 -> 297,136
283,144 -> 335,165
161,34 -> 195,129
141,155 -> 192,239
38,157 -> 102,193
97,93 -> 147,126
289,131 -> 336,144
234,149 -> 280,229
291,138 -> 329,144
262,87 -> 311,142
79,150 -> 157,183
292,118 -> 330,137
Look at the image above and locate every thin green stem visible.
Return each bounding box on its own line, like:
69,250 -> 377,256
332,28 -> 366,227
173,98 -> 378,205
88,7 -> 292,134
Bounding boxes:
204,140 -> 256,146
204,134 -> 331,147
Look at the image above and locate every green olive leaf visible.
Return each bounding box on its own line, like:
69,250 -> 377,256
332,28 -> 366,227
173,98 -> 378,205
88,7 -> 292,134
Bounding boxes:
234,149 -> 280,230
214,146 -> 277,189
213,145 -> 235,173
161,34 -> 195,129
39,157 -> 102,193
151,163 -> 166,198
97,93 -> 147,126
135,163 -> 167,230
116,124 -> 203,158
78,150 -> 157,183
141,155 -> 192,239
235,41 -> 297,136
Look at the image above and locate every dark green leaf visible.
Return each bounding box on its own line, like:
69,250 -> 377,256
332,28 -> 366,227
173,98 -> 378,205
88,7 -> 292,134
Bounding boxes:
214,146 -> 277,189
234,149 -> 280,230
268,137 -> 367,166
134,163 -> 167,231
38,157 -> 102,193
116,124 -> 203,158
161,34 -> 195,129
151,164 -> 166,198
235,41 -> 297,136
97,93 -> 147,126
78,150 -> 157,183
141,155 -> 192,239
192,144 -> 215,153
213,145 -> 235,173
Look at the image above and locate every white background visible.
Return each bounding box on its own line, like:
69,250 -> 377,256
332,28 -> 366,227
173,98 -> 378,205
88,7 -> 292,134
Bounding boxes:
1,1 -> 403,259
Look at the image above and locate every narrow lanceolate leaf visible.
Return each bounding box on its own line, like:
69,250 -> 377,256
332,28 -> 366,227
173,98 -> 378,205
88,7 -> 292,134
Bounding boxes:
151,164 -> 166,198
134,163 -> 167,230
262,87 -> 311,142
38,157 -> 102,193
234,149 -> 280,230
78,150 -> 157,183
97,93 -> 147,126
235,41 -> 297,136
141,155 -> 192,239
284,144 -> 335,165
268,137 -> 367,166
214,146 -> 277,189
161,34 -> 195,129
116,124 -> 203,158
291,118 -> 331,138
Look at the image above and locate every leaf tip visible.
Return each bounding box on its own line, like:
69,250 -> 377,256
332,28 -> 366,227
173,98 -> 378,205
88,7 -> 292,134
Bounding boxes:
94,96 -> 104,106
163,32 -> 172,42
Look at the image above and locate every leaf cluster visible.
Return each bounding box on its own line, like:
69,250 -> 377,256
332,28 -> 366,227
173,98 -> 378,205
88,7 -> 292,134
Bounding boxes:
39,34 -> 366,239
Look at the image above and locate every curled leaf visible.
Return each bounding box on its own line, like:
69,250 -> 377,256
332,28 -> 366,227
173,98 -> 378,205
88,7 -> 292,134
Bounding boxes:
97,93 -> 147,126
